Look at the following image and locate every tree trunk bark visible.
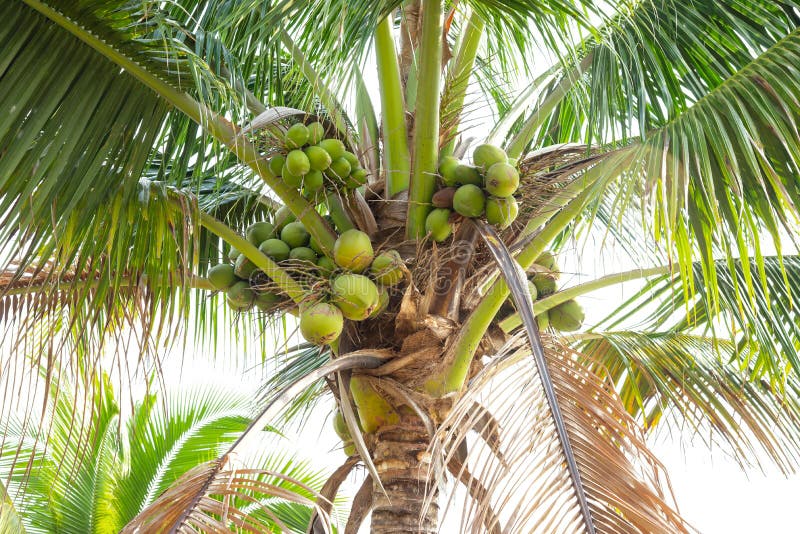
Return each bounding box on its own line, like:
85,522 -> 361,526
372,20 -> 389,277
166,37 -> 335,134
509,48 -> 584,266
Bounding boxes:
370,417 -> 438,533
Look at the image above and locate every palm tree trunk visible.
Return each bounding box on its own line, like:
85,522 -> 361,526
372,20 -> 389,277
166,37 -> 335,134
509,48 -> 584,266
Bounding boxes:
370,416 -> 438,533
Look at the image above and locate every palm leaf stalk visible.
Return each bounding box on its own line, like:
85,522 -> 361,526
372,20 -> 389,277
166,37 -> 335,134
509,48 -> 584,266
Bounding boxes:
4,1 -> 800,533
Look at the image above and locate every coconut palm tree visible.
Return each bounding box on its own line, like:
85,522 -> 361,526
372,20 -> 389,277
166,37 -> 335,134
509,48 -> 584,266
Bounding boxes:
3,0 -> 800,532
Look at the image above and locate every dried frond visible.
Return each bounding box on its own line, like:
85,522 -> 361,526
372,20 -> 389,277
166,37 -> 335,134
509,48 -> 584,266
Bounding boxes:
121,454 -> 330,533
428,334 -> 692,533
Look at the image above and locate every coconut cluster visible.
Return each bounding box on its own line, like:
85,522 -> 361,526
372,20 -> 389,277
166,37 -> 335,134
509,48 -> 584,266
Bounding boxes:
299,229 -> 405,346
206,209 -> 335,312
268,121 -> 367,198
524,251 -> 585,331
426,143 -> 520,241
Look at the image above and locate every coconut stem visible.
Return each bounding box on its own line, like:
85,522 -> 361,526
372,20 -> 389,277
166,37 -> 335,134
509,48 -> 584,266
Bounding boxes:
498,265 -> 675,332
406,0 -> 444,239
376,16 -> 412,199
440,9 -> 484,158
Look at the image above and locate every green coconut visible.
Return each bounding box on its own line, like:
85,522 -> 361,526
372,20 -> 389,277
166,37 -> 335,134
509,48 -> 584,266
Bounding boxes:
484,162 -> 520,198
286,149 -> 311,176
318,138 -> 346,160
227,295 -> 254,312
342,151 -> 360,169
534,250 -> 557,271
281,221 -> 310,248
331,274 -> 379,320
302,169 -> 324,196
549,299 -> 585,332
370,250 -> 404,286
327,157 -> 352,182
453,164 -> 483,186
453,184 -> 486,218
316,256 -> 337,275
268,155 -> 285,176
228,246 -> 241,263
369,285 -> 390,318
234,254 -> 258,279
343,442 -> 356,456
254,291 -> 281,311
289,246 -> 318,263
439,156 -> 460,186
281,163 -> 304,188
309,236 -> 325,255
227,281 -> 255,308
259,238 -> 291,262
485,196 -> 519,229
208,264 -> 237,291
299,302 -> 344,344
333,229 -> 374,273
532,274 -> 557,297
425,208 -> 453,242
273,206 -> 296,232
473,143 -> 507,171
304,145 -> 332,171
246,221 -> 275,246
285,123 -> 310,149
307,122 -> 325,145
536,310 -> 550,330
346,167 -> 368,189
333,411 -> 350,441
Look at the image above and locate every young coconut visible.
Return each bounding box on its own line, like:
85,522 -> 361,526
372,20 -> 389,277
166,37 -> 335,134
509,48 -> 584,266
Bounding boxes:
289,246 -> 318,263
318,138 -> 346,160
370,250 -> 404,286
300,302 -> 344,344
273,206 -> 296,232
439,156 -> 460,186
304,145 -> 332,171
549,299 -> 585,332
369,285 -> 390,318
346,167 -> 368,189
316,256 -> 337,275
485,196 -> 519,229
246,221 -> 275,246
268,155 -> 285,176
302,169 -> 325,196
208,264 -> 237,291
254,291 -> 281,311
484,162 -> 520,198
228,246 -> 241,263
333,229 -> 374,273
425,208 -> 453,242
453,164 -> 483,186
534,250 -> 558,272
281,163 -> 304,188
285,122 -> 310,149
234,255 -> 258,279
327,157 -> 352,182
281,221 -> 310,248
332,411 -> 351,441
227,281 -> 255,309
286,149 -> 311,176
473,143 -> 507,171
536,310 -> 550,330
307,122 -> 325,145
331,274 -> 379,320
453,184 -> 486,218
532,274 -> 557,297
259,238 -> 291,262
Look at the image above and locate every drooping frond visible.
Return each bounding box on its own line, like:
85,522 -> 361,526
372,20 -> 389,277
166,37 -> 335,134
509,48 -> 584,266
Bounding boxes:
596,256 -> 800,381
579,331 -> 800,474
429,334 -> 691,533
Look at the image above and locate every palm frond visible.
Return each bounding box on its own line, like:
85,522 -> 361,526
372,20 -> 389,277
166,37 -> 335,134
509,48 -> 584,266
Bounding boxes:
579,330 -> 800,473
429,334 -> 691,533
595,256 -> 800,381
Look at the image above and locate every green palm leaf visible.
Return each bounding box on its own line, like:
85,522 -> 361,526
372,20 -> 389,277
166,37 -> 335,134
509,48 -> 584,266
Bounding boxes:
580,330 -> 800,473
